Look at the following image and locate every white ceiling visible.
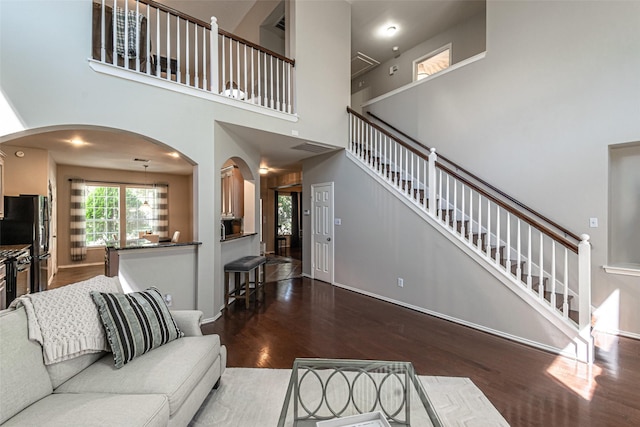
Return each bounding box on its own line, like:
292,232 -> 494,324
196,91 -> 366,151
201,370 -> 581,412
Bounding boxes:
1,0 -> 484,176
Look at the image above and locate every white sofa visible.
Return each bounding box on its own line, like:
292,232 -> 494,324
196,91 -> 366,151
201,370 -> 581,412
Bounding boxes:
0,284 -> 226,426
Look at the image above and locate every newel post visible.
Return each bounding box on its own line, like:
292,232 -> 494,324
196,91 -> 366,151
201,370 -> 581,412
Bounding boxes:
428,148 -> 437,216
578,233 -> 594,363
210,17 -> 219,94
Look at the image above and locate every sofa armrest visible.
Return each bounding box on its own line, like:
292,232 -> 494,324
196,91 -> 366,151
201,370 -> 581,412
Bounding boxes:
170,310 -> 203,336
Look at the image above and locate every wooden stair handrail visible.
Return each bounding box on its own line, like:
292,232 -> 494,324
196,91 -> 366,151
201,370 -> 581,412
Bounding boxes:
218,29 -> 295,66
347,107 -> 429,162
127,0 -> 295,66
436,163 -> 578,253
365,110 -> 582,243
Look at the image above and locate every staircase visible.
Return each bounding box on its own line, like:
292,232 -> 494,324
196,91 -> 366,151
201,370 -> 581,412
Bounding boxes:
346,107 -> 594,363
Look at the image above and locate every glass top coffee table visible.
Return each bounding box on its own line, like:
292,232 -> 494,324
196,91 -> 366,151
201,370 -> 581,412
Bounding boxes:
277,358 -> 443,427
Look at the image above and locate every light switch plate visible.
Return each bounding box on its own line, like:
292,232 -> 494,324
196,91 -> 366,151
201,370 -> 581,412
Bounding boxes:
589,218 -> 598,228
334,218 -> 342,225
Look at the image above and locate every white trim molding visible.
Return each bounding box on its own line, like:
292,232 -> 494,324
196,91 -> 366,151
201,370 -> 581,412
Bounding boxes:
603,265 -> 640,277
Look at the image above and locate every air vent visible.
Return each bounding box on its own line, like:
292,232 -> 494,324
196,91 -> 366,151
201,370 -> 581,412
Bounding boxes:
134,158 -> 150,163
351,52 -> 380,78
291,143 -> 333,154
275,16 -> 285,31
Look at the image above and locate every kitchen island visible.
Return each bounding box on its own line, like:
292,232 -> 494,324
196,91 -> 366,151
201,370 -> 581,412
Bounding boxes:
105,240 -> 201,310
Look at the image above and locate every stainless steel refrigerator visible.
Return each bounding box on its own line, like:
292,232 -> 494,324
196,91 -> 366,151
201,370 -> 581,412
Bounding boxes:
0,195 -> 51,293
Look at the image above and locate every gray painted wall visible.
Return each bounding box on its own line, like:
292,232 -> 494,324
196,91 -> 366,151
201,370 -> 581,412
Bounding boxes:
352,11 -> 486,102
303,150 -> 579,355
364,0 -> 640,338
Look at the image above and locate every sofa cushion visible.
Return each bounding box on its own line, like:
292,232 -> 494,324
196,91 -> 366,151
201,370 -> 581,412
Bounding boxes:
91,287 -> 183,368
0,307 -> 53,424
54,335 -> 221,417
47,351 -> 107,389
1,393 -> 169,427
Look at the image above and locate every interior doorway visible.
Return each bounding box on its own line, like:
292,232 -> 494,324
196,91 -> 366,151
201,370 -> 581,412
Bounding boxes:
274,190 -> 302,261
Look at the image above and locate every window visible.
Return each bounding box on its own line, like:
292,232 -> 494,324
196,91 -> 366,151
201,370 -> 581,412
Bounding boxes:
277,194 -> 292,235
84,183 -> 164,246
125,187 -> 157,241
414,44 -> 451,81
85,185 -> 120,246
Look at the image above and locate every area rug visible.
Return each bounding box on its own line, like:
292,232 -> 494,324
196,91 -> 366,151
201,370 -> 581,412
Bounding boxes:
266,255 -> 293,265
189,368 -> 509,426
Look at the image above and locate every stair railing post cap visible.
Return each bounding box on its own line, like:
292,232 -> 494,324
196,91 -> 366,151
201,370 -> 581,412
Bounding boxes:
211,16 -> 218,25
430,147 -> 436,153
580,234 -> 590,242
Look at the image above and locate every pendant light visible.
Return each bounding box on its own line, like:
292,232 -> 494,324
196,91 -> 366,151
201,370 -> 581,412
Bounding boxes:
141,165 -> 152,214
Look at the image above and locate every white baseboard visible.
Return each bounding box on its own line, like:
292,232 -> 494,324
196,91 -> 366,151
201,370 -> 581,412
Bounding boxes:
202,310 -> 223,325
593,327 -> 640,341
332,281 -> 583,362
58,262 -> 104,269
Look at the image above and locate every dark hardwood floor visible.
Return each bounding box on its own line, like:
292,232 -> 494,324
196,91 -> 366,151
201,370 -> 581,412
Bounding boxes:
203,277 -> 640,427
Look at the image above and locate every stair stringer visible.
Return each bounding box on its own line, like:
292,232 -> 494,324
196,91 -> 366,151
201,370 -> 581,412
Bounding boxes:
346,150 -> 591,362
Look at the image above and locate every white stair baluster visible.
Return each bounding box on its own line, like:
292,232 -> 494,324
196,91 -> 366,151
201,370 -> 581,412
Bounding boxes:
563,247 -> 569,318
452,180 -> 458,233
477,194 -> 482,249
539,233 -> 544,299
467,187 -> 473,245
527,225 -> 532,288
460,184 -> 465,237
113,0 -> 118,66
135,0 -> 140,72
235,40 -> 240,99
506,214 -> 511,271
445,174 -> 451,226
438,169 -> 443,221
176,18 -> 181,83
516,219 -> 522,280
243,44 -> 247,101
551,241 -> 557,310
269,56 -> 274,108
124,0 -> 129,65
166,13 -> 170,80
194,22 -> 199,87
495,206 -> 501,264
485,200 -> 491,258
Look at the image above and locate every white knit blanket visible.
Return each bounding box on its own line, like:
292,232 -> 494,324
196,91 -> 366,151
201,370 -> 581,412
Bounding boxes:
10,275 -> 121,365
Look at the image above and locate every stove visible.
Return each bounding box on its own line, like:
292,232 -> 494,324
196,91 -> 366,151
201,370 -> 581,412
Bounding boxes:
1,248 -> 31,308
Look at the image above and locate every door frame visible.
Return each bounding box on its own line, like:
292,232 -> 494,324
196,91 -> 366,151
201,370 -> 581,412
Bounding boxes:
310,182 -> 335,284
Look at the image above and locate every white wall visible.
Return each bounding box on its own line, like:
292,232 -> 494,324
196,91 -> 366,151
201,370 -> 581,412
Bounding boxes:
364,0 -> 640,338
292,0 -> 351,147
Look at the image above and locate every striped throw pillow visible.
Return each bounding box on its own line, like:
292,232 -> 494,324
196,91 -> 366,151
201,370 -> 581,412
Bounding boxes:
91,288 -> 183,368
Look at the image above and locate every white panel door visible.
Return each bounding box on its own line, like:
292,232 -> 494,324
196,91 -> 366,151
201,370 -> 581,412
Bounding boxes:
311,183 -> 334,284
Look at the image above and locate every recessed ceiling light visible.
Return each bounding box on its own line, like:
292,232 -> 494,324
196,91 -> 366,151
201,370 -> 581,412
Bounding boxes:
386,25 -> 397,36
70,138 -> 84,146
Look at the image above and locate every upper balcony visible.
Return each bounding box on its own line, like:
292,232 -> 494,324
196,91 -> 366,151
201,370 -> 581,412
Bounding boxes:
91,0 -> 296,116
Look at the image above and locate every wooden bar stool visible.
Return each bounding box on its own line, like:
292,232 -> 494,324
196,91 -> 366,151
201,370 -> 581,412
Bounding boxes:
224,256 -> 267,309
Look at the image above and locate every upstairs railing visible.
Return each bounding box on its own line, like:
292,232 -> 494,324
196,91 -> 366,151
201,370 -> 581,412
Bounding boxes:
347,107 -> 592,360
91,0 -> 295,114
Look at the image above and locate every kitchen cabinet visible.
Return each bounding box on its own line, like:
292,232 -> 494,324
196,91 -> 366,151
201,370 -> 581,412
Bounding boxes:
221,165 -> 244,219
0,150 -> 5,219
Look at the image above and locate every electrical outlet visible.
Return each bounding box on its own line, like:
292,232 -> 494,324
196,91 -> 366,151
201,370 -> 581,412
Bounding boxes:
164,294 -> 173,307
397,278 -> 404,288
